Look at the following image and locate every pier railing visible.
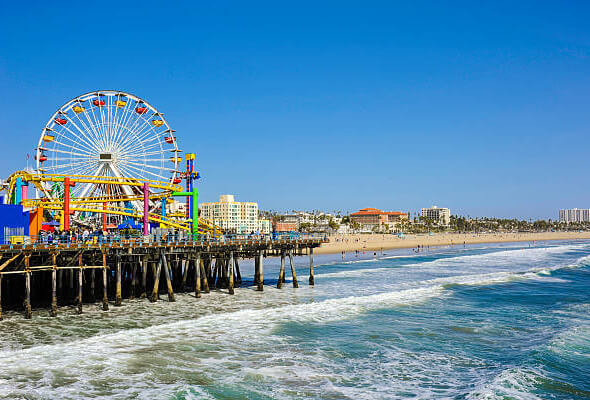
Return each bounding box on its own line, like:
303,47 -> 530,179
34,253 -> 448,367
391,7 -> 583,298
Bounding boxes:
1,232 -> 328,251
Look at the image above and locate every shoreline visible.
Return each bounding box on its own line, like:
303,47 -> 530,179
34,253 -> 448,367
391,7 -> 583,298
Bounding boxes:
314,231 -> 590,255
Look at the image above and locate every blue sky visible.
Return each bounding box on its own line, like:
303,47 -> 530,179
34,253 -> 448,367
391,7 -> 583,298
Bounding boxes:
1,2 -> 589,219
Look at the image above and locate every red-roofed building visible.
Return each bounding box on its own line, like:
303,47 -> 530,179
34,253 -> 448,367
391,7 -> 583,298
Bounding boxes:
350,208 -> 408,232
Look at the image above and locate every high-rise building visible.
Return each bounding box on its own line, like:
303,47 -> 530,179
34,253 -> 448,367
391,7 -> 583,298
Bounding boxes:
421,206 -> 451,225
199,194 -> 271,234
559,208 -> 590,223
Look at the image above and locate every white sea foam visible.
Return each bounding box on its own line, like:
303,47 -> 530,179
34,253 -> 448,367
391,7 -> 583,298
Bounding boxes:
467,366 -> 545,400
407,243 -> 588,269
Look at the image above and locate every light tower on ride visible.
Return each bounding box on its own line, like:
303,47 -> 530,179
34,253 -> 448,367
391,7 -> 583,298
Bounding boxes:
183,153 -> 200,220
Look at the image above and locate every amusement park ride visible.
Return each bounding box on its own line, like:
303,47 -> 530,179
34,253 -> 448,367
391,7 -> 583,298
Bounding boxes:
1,90 -> 219,239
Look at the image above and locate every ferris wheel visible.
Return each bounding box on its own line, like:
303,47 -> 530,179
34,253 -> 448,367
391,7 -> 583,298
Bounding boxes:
35,90 -> 181,208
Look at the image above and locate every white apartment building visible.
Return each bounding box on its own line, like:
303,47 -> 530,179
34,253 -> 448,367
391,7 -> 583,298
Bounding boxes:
421,206 -> 451,226
199,194 -> 271,234
559,208 -> 590,223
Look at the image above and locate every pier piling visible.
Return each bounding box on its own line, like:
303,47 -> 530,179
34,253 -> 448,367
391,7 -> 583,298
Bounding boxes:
161,252 -> 175,302
289,251 -> 299,288
309,248 -> 315,286
195,254 -> 201,298
151,255 -> 162,302
102,252 -> 109,311
256,251 -> 264,291
24,254 -> 32,319
278,251 -> 285,289
228,252 -> 235,295
51,253 -> 58,316
115,254 -> 122,306
201,258 -> 210,293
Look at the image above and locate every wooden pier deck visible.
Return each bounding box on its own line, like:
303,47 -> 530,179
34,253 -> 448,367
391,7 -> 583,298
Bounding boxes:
0,235 -> 327,319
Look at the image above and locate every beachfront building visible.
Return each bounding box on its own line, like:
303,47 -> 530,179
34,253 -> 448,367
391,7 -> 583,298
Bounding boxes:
559,208 -> 590,223
199,194 -> 271,234
421,206 -> 451,226
274,222 -> 299,232
274,211 -> 343,233
350,208 -> 408,232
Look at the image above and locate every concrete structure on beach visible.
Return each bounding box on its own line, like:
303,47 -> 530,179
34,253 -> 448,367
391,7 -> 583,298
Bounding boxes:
421,206 -> 451,226
559,208 -> 590,223
199,195 -> 271,234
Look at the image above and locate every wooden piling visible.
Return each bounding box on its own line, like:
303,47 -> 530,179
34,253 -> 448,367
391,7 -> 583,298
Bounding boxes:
77,268 -> 83,314
288,251 -> 299,288
181,259 -> 188,292
257,251 -> 264,291
277,251 -> 286,289
309,248 -> 315,286
201,258 -> 210,294
228,252 -> 235,295
140,257 -> 147,299
151,256 -> 162,302
195,254 -> 201,298
130,259 -> 138,299
77,253 -> 83,314
115,254 -> 122,306
254,255 -> 260,285
102,251 -> 109,311
24,254 -> 32,319
211,258 -> 220,288
161,252 -> 175,302
90,268 -> 95,302
51,253 -> 58,317
234,257 -> 242,287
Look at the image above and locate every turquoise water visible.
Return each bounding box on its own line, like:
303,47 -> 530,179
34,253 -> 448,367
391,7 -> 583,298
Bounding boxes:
1,240 -> 589,399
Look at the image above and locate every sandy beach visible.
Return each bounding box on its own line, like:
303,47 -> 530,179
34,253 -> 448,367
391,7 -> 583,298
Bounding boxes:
315,231 -> 590,255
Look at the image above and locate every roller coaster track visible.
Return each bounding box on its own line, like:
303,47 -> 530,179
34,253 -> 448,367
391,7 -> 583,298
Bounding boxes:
3,171 -> 221,235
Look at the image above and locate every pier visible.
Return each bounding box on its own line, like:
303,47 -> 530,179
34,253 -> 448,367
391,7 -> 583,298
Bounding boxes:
0,234 -> 326,320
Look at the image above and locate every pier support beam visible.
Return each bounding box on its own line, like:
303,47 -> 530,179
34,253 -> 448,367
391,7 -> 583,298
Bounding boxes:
234,257 -> 242,287
211,258 -> 219,288
289,251 -> 299,288
194,253 -> 201,298
181,259 -> 188,292
228,252 -> 235,295
130,259 -> 138,299
256,251 -> 264,291
151,256 -> 162,302
77,253 -> 83,314
277,251 -> 285,289
140,257 -> 147,299
51,253 -> 58,317
201,258 -> 210,294
115,254 -> 122,306
161,252 -> 175,302
24,254 -> 32,319
90,268 -> 95,303
309,248 -> 315,286
102,251 -> 109,311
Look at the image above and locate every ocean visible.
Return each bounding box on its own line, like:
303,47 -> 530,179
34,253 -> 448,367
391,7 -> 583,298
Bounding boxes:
0,240 -> 589,399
